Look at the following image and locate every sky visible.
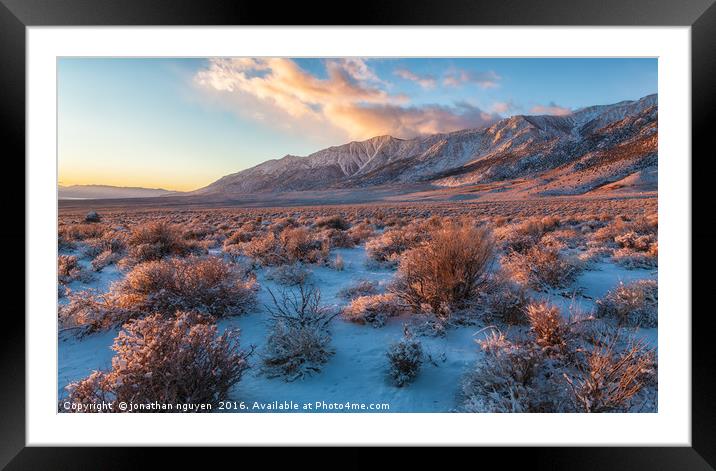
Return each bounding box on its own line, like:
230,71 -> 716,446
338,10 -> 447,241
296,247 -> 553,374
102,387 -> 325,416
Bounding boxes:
58,58 -> 657,191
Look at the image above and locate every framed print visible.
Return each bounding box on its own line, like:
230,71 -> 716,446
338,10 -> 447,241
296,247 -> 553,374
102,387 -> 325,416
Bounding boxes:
5,0 -> 715,467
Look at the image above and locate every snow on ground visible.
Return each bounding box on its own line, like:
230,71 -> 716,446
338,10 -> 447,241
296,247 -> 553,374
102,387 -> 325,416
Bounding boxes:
57,245 -> 658,411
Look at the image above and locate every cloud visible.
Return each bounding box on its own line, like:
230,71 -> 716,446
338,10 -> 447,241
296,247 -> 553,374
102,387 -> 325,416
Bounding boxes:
325,102 -> 499,139
530,102 -> 572,116
195,58 -> 499,141
394,68 -> 436,89
491,101 -> 517,114
443,69 -> 500,88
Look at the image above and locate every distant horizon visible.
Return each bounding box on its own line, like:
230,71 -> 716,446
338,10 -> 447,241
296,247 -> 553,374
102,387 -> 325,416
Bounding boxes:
59,58 -> 657,192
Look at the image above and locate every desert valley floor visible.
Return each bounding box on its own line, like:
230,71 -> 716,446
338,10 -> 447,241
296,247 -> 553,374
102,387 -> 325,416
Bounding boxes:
58,196 -> 658,413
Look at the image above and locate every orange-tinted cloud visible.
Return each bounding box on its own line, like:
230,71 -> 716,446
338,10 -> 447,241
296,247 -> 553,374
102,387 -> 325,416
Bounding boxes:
394,68 -> 436,89
325,102 -> 498,140
530,102 -> 572,116
194,58 -> 499,141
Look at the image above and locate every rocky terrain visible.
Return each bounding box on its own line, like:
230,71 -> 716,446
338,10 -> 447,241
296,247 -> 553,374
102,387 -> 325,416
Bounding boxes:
192,94 -> 657,199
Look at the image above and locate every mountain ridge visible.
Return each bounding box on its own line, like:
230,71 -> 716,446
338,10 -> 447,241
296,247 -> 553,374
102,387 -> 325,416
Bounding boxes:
191,94 -> 658,198
59,184 -> 177,200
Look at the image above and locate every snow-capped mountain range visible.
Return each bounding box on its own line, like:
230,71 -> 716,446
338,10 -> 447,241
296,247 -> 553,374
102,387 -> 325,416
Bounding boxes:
192,94 -> 657,198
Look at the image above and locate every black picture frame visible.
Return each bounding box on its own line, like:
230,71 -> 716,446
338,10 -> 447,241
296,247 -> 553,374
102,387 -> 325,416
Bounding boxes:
4,0 -> 714,468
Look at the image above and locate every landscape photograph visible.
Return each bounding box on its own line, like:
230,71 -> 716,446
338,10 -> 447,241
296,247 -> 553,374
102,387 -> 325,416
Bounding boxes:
58,57 -> 658,413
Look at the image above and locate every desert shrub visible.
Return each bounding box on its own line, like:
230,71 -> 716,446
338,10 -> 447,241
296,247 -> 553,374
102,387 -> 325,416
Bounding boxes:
614,231 -> 656,251
386,327 -> 423,387
332,253 -> 345,271
126,221 -> 201,263
461,328 -> 575,413
90,250 -> 122,271
59,290 -> 121,334
592,214 -> 657,251
265,263 -> 312,286
62,312 -> 250,411
223,226 -> 258,247
347,222 -> 375,244
112,256 -> 257,319
242,231 -> 285,266
461,331 -> 543,412
182,225 -> 213,241
391,223 -> 494,317
564,337 -> 656,412
58,255 -> 94,285
502,245 -> 582,290
84,211 -> 102,223
314,214 -> 350,231
480,275 -> 530,325
320,228 -> 355,249
612,246 -> 658,269
342,293 -> 404,327
262,283 -> 336,380
58,255 -> 80,283
84,231 -> 127,269
60,256 -> 257,333
502,216 -> 559,253
338,279 -> 380,300
526,301 -> 569,351
596,280 -> 658,327
60,223 -> 108,242
279,227 -> 327,264
365,225 -> 429,266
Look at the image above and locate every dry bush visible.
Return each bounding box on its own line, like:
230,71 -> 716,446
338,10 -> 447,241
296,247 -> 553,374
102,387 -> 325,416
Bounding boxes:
338,279 -> 380,300
319,228 -> 355,249
126,221 -> 201,263
386,327 -> 423,387
342,293 -> 405,327
461,331 -> 544,413
612,247 -> 658,269
365,225 -> 429,266
526,301 -> 569,351
60,223 -> 108,242
242,231 -> 285,266
244,227 -> 327,266
391,223 -> 494,317
596,280 -> 658,327
223,226 -> 258,247
502,245 -> 582,290
501,216 -> 560,253
90,250 -> 122,272
279,227 -> 328,264
347,222 -> 375,244
614,231 -> 656,251
62,312 -> 250,411
58,255 -> 80,284
564,337 -> 656,412
265,263 -> 312,286
461,328 -> 574,413
314,214 -> 350,230
83,231 -> 127,270
58,255 -> 95,285
480,275 -> 530,325
591,213 -> 658,268
262,283 -> 336,381
332,253 -> 345,271
112,256 -> 257,319
60,256 -> 257,333
59,290 -> 120,334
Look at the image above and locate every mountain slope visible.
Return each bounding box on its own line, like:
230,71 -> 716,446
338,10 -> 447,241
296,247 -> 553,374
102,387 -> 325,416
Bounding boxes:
194,94 -> 657,197
58,185 -> 175,200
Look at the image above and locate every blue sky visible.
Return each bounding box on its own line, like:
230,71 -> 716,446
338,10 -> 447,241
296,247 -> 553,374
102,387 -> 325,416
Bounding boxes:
58,57 -> 656,191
